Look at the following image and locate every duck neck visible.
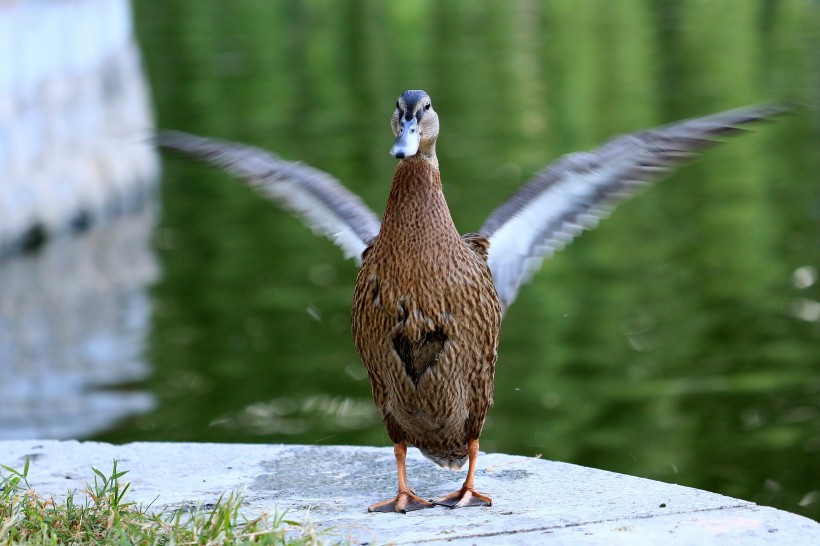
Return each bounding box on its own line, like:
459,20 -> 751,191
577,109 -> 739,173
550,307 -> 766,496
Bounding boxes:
380,155 -> 459,243
418,142 -> 438,170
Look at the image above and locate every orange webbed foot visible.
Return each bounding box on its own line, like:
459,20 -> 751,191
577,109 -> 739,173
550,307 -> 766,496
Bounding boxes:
368,490 -> 435,513
433,487 -> 492,509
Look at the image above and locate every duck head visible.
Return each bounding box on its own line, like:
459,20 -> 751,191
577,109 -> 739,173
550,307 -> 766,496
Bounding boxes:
390,90 -> 439,161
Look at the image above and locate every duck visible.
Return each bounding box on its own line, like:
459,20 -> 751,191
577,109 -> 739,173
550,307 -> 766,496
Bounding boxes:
158,90 -> 784,513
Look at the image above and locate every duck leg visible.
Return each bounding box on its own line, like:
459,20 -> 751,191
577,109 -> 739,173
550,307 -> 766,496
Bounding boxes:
433,438 -> 492,508
368,442 -> 434,513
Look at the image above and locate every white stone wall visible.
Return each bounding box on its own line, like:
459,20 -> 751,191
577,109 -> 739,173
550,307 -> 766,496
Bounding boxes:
0,0 -> 159,254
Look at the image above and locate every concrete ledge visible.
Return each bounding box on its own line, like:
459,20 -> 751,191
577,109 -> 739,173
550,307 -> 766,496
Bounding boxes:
1,441 -> 817,544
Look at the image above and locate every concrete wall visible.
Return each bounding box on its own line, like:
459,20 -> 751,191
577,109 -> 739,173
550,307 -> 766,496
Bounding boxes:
0,0 -> 159,255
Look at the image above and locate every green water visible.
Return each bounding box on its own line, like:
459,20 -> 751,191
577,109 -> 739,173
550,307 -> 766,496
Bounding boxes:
113,0 -> 818,520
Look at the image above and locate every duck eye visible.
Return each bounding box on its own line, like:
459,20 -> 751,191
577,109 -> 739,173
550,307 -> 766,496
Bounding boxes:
424,103 -> 431,110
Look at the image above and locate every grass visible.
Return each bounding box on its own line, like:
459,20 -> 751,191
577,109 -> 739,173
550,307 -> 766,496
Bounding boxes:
0,458 -> 329,545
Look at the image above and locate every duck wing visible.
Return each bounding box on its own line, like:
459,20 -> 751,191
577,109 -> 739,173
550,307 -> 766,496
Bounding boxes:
479,104 -> 786,313
157,130 -> 381,264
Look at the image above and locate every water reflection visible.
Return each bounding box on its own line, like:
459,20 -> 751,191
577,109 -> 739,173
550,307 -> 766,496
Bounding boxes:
211,395 -> 378,436
0,205 -> 159,439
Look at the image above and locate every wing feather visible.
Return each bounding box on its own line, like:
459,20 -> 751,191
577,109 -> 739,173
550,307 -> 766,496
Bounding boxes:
157,130 -> 381,264
480,104 -> 787,313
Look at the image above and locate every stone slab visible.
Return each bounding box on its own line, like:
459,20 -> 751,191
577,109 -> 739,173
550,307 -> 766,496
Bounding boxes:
0,441 -> 817,544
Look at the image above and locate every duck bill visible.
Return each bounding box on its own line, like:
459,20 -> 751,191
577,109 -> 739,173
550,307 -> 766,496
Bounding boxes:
390,117 -> 420,159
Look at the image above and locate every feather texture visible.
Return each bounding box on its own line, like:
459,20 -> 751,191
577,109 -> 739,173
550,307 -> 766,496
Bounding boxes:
479,104 -> 787,313
157,130 -> 381,264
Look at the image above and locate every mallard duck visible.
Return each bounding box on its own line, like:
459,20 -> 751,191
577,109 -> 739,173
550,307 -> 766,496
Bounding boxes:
159,91 -> 783,513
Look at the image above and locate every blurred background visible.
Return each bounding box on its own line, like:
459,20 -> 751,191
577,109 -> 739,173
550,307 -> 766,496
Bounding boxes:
1,0 -> 818,522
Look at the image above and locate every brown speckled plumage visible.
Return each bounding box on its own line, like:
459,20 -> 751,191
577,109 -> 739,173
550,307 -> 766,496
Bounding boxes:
157,89 -> 786,514
349,91 -> 503,511
352,157 -> 501,470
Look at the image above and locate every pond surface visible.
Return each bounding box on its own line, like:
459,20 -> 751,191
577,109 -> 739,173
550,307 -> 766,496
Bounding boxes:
6,0 -> 819,521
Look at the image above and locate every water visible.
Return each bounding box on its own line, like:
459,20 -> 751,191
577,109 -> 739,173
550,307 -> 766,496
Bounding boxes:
3,0 -> 818,521
0,208 -> 158,438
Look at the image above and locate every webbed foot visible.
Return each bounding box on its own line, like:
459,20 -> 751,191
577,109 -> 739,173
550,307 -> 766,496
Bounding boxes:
368,490 -> 434,513
433,487 -> 492,509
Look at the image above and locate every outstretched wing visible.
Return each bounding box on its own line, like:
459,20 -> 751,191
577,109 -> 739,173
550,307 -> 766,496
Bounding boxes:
479,104 -> 786,313
157,130 -> 381,264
